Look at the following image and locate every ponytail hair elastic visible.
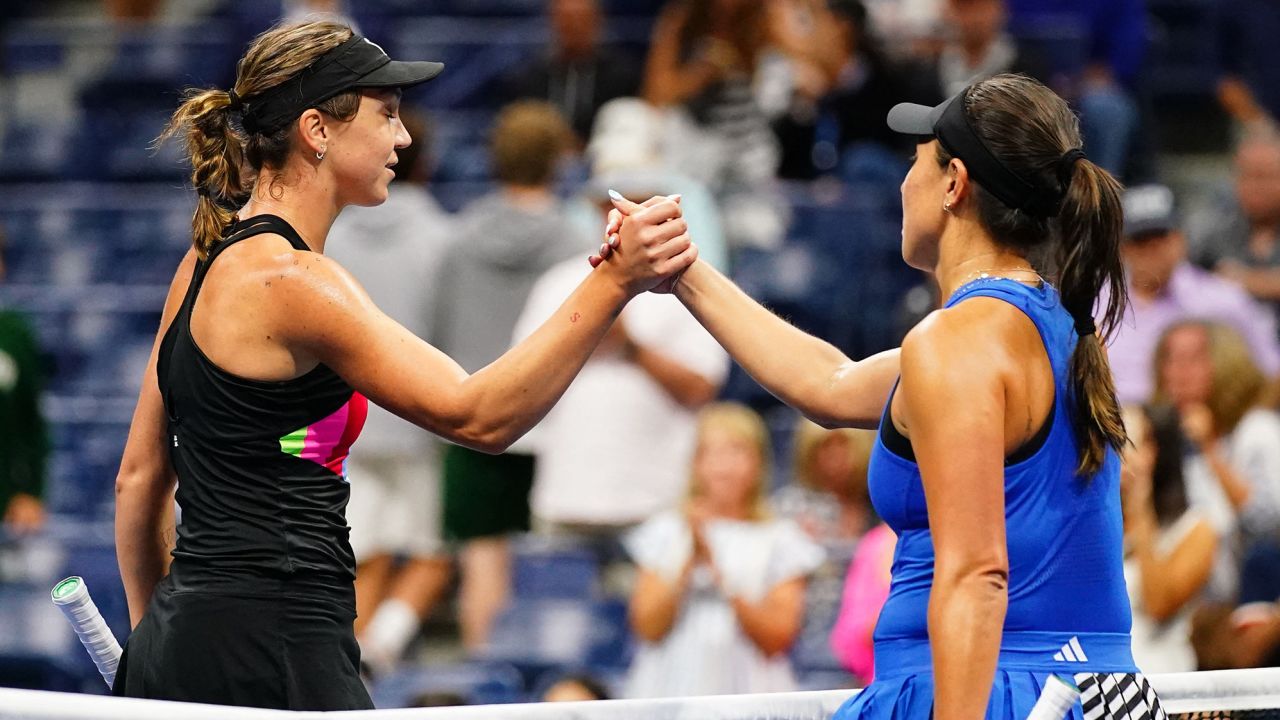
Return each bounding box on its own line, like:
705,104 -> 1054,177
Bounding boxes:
1057,147 -> 1086,186
1073,315 -> 1097,338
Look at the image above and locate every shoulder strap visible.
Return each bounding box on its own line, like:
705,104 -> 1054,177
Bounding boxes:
184,214 -> 312,306
212,214 -> 311,260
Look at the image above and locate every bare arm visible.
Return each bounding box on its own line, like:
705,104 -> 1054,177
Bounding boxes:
629,565 -> 693,642
643,3 -> 724,107
1218,76 -> 1273,127
728,576 -> 807,657
625,337 -> 719,408
1220,264 -> 1280,303
673,261 -> 899,428
116,250 -> 194,627
289,202 -> 693,453
900,307 -> 1011,720
1127,506 -> 1217,623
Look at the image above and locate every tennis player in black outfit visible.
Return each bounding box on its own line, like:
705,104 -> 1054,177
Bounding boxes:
113,20 -> 695,710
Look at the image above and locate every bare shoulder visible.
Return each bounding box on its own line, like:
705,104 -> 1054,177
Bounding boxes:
213,235 -> 371,306
900,297 -> 1031,380
203,234 -> 379,345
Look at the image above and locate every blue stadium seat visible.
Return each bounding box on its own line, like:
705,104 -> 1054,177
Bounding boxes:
0,118 -> 77,182
1146,0 -> 1221,99
0,583 -> 85,692
512,542 -> 600,600
369,661 -> 525,708
46,420 -> 130,518
480,598 -> 633,684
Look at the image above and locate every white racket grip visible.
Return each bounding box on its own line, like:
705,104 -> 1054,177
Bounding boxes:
51,576 -> 123,688
1026,674 -> 1082,720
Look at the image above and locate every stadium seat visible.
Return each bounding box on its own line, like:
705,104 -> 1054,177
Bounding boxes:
480,597 -> 633,685
512,539 -> 600,600
369,661 -> 525,708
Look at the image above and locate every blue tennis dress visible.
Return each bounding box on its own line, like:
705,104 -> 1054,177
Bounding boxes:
834,279 -> 1161,720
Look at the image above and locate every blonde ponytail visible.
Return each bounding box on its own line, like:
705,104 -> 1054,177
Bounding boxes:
158,88 -> 247,258
155,20 -> 358,258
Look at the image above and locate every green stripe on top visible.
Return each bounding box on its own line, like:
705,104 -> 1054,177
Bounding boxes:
280,426 -> 307,457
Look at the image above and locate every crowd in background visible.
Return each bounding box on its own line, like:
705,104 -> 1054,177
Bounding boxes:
3,0 -> 1280,706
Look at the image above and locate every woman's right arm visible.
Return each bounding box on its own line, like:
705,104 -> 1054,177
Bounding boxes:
629,564 -> 693,642
673,261 -> 900,428
643,3 -> 723,107
1127,504 -> 1217,623
280,201 -> 692,453
115,250 -> 196,627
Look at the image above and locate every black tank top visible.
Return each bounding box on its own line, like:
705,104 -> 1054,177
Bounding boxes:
157,215 -> 367,591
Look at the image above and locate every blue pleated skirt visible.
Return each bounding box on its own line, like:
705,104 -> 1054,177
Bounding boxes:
833,632 -> 1148,720
834,669 -> 1073,720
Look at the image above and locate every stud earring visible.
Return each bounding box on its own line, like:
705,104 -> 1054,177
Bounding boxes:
943,201 -> 953,214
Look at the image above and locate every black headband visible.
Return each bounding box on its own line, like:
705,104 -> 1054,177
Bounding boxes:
887,89 -> 1084,217
236,34 -> 443,135
934,92 -> 1062,216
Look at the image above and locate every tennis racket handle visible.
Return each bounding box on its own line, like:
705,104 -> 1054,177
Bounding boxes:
51,576 -> 123,688
1026,674 -> 1082,720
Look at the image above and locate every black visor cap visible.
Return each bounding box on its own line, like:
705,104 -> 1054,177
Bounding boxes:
887,90 -> 1059,216
241,35 -> 443,134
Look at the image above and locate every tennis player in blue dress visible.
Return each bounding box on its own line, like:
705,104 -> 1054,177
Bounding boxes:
603,73 -> 1161,720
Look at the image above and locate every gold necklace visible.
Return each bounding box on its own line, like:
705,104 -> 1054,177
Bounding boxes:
956,266 -> 1044,288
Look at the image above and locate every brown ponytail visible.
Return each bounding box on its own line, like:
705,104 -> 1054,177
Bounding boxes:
157,88 -> 246,258
156,20 -> 360,258
936,74 -> 1129,476
1055,157 -> 1128,474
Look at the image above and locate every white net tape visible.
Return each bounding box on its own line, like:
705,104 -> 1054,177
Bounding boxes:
1,669 -> 1277,720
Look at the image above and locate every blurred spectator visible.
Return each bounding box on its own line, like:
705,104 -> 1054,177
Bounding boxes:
578,98 -> 728,271
829,521 -> 895,684
505,0 -> 643,144
430,101 -> 581,651
512,110 -> 730,548
1217,0 -> 1280,133
624,403 -> 824,697
1192,132 -> 1280,319
408,691 -> 468,708
0,227 -> 49,536
1005,0 -> 1144,176
325,110 -> 453,676
104,0 -> 163,21
643,0 -> 802,250
1153,321 -> 1280,599
1107,184 -> 1280,406
919,0 -> 1050,101
1119,404 -> 1217,674
773,421 -> 877,550
862,0 -> 943,55
774,0 -> 924,178
283,0 -> 357,27
541,673 -> 612,702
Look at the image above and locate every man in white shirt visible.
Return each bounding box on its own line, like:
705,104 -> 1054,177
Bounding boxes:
513,255 -> 729,536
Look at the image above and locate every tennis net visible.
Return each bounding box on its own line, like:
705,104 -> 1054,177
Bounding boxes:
0,668 -> 1276,719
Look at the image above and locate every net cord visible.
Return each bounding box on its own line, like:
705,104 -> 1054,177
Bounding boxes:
0,669 -> 1277,719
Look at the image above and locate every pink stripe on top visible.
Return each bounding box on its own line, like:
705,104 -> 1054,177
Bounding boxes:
294,393 -> 368,476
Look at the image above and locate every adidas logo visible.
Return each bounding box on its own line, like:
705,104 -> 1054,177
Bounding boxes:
1053,636 -> 1089,663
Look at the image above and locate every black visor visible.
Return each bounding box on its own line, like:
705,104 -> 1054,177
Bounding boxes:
240,35 -> 443,134
888,90 -> 1062,216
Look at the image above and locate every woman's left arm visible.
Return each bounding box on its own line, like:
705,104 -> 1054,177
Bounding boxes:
727,576 -> 808,657
899,305 -> 1011,720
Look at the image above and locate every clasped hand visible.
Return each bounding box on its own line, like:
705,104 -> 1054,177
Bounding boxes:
589,192 -> 697,295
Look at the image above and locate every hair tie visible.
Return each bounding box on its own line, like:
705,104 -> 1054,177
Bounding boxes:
196,186 -> 211,197
1074,315 -> 1097,337
227,88 -> 243,112
1057,147 -> 1086,185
